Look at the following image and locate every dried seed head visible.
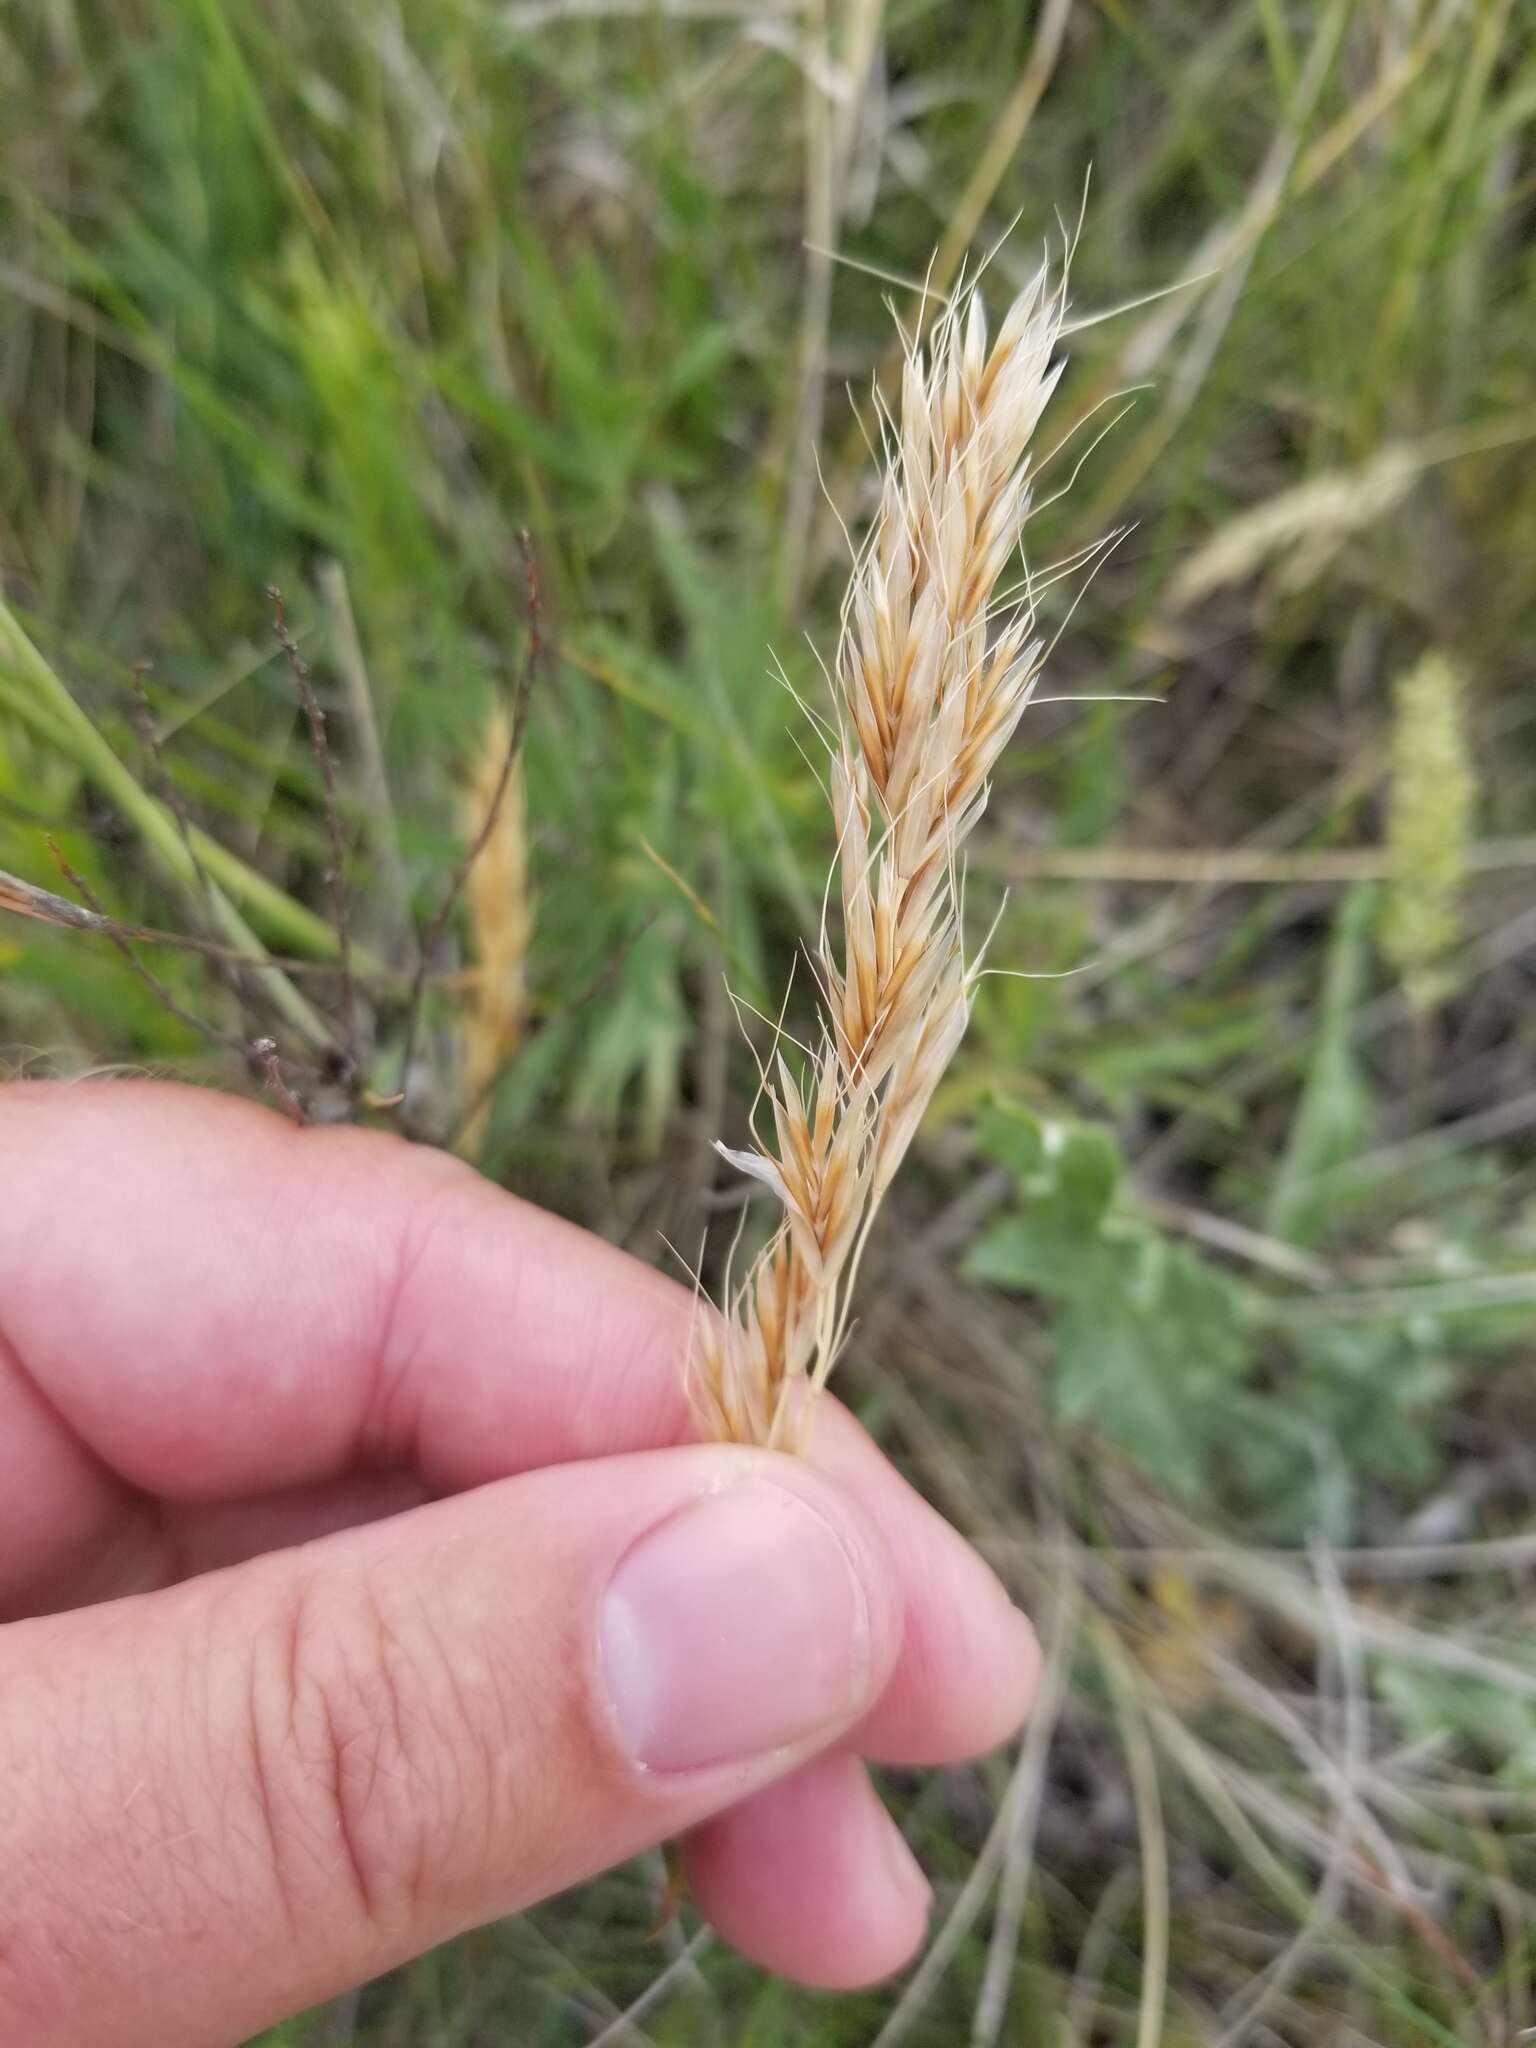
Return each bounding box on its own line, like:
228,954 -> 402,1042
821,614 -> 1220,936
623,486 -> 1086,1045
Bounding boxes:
457,704 -> 532,1153
691,267 -> 1072,1451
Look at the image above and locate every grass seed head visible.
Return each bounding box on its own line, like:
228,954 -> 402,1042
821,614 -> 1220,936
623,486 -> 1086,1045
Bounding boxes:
690,267 -> 1072,1452
1382,651 -> 1476,1014
457,704 -> 532,1153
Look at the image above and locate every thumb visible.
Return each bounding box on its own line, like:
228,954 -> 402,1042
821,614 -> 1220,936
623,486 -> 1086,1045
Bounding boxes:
0,1446 -> 902,2048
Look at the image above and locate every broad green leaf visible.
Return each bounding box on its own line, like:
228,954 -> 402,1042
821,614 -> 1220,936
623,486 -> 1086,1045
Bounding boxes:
1377,1666 -> 1536,1788
1052,1235 -> 1251,1497
963,1218 -> 1117,1301
974,1099 -> 1121,1229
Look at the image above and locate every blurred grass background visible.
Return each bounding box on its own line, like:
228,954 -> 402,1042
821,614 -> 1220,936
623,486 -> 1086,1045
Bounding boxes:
4,0 -> 1536,2040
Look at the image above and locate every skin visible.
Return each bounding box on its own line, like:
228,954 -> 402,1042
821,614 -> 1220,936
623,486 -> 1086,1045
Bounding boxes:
0,1081 -> 1037,2046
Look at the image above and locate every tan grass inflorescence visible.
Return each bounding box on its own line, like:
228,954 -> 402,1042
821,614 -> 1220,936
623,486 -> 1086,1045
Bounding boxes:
691,267 -> 1069,1451
457,704 -> 531,1153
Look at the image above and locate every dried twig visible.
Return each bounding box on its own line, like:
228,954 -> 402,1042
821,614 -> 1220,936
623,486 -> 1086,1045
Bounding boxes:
268,586 -> 358,1069
41,837 -> 246,1058
125,664 -> 223,924
0,863 -> 490,989
126,661 -> 273,1042
0,871 -> 432,1006
0,864 -> 126,937
396,530 -> 542,1100
250,1037 -> 308,1125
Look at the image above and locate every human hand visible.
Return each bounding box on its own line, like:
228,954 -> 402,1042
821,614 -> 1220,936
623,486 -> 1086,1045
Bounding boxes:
0,1081 -> 1037,2046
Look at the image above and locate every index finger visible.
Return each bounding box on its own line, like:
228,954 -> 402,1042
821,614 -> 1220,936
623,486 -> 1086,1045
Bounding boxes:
0,1079 -> 1036,1763
0,1078 -> 691,1497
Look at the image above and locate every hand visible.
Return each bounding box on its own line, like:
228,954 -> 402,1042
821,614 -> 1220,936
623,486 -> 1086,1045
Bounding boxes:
0,1081 -> 1037,2047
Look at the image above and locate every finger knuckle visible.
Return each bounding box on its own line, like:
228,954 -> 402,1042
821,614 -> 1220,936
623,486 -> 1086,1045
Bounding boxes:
247,1568 -> 489,1942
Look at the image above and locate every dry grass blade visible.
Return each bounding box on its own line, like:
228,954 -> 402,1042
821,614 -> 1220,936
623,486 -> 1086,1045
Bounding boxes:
1098,1630 -> 1170,2048
581,1925 -> 712,2047
693,267 -> 1073,1450
1210,1546 -> 1367,2045
0,864 -> 120,935
970,1571 -> 1082,2046
868,1740 -> 1045,2048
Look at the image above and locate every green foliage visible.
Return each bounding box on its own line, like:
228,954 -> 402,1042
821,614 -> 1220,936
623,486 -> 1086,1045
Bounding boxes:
965,1098 -> 1456,1538
1377,1666 -> 1536,1790
5,0 -> 1536,2034
1266,883 -> 1376,1246
965,1100 -> 1250,1503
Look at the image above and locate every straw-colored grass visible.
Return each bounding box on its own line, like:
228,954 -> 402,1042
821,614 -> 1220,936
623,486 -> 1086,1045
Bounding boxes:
691,268 -> 1069,1451
457,704 -> 531,1153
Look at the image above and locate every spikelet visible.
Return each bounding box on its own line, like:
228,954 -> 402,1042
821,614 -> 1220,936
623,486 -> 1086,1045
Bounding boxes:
457,704 -> 531,1153
1381,652 -> 1475,1014
691,269 -> 1068,1452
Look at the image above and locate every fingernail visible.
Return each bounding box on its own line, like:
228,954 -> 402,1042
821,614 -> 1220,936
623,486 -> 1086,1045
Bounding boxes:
599,1482 -> 871,1772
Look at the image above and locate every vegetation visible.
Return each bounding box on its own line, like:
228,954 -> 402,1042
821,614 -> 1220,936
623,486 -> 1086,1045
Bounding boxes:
3,0 -> 1535,2040
694,270 -> 1076,1455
